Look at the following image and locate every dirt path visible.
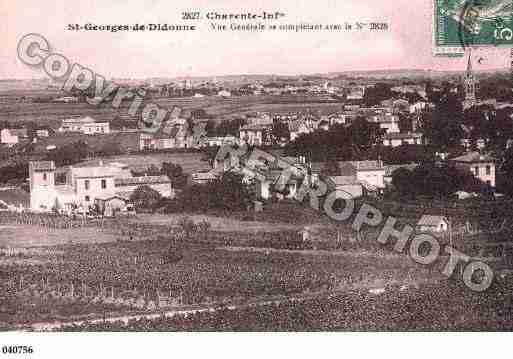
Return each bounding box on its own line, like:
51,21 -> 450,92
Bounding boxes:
13,278 -> 441,332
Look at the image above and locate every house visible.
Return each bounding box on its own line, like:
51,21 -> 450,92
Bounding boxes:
372,114 -> 400,134
409,101 -> 428,114
53,96 -> 78,103
201,136 -> 238,147
59,116 -> 110,135
94,195 -> 134,217
382,132 -> 423,147
1,128 -> 28,147
450,152 -> 496,188
416,215 -> 449,233
28,160 -> 172,212
310,160 -> 385,196
460,125 -> 486,150
218,90 -> 231,97
35,129 -> 50,137
324,175 -> 364,198
288,120 -> 312,141
139,120 -> 193,150
239,124 -> 269,146
350,160 -> 386,192
346,86 -> 365,100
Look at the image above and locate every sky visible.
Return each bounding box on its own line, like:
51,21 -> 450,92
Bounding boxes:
0,0 -> 511,79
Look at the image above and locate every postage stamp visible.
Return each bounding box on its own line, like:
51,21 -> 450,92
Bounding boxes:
433,0 -> 513,56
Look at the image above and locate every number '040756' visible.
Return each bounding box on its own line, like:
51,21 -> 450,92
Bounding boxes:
1,346 -> 34,355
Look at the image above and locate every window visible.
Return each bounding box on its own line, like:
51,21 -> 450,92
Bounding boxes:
84,180 -> 90,190
85,195 -> 90,202
101,179 -> 107,189
486,165 -> 491,175
474,166 -> 479,176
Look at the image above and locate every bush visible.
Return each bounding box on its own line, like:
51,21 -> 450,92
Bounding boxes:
130,185 -> 162,211
177,216 -> 197,239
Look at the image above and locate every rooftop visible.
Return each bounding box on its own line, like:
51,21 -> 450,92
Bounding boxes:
417,215 -> 449,227
451,151 -> 495,163
71,165 -> 120,179
30,161 -> 56,171
384,163 -> 419,176
62,116 -> 97,124
383,132 -> 422,140
115,175 -> 171,186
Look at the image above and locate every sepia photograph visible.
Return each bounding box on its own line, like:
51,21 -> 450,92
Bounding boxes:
1,0 -> 513,357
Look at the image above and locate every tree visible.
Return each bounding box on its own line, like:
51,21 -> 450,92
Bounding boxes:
208,172 -> 254,211
391,167 -> 413,197
272,120 -> 290,143
363,83 -> 393,106
161,162 -> 188,189
98,142 -> 122,156
321,160 -> 341,176
46,140 -> 90,166
132,164 -> 161,177
420,91 -> 464,150
168,171 -> 254,213
130,185 -> 162,211
349,117 -> 383,152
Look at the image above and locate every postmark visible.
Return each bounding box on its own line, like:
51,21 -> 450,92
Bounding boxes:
433,0 -> 513,56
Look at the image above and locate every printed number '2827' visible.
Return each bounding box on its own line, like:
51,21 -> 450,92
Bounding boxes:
182,12 -> 200,20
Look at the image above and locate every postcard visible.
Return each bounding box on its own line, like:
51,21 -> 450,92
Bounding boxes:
1,0 -> 512,358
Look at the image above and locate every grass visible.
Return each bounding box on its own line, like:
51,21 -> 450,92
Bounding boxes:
0,225 -> 119,248
86,152 -> 210,173
132,213 -> 301,232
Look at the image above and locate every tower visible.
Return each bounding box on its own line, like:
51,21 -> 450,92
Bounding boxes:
463,52 -> 477,107
29,161 -> 57,210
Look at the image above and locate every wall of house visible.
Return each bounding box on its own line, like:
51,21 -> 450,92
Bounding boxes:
29,168 -> 57,210
0,130 -> 18,146
75,177 -> 116,206
336,184 -> 363,198
82,123 -> 110,135
356,170 -> 385,189
457,162 -> 496,187
240,130 -> 262,146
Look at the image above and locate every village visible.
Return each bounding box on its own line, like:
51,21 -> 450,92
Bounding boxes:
1,52 -> 513,331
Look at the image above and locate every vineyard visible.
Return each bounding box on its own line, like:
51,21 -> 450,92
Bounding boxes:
0,227 -> 442,328
1,205 -> 512,330
59,279 -> 513,331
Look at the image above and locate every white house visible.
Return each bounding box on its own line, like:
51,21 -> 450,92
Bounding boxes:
416,215 -> 449,233
382,132 -> 423,147
1,128 -> 28,147
59,116 -> 110,135
218,90 -> 231,97
450,152 -> 496,188
29,160 -> 173,213
239,124 -> 269,146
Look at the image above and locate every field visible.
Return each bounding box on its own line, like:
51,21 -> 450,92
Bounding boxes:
0,91 -> 344,127
0,214 -> 448,329
2,205 -> 513,331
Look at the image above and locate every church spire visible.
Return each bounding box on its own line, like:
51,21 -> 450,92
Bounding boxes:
463,50 -> 476,107
466,49 -> 473,74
